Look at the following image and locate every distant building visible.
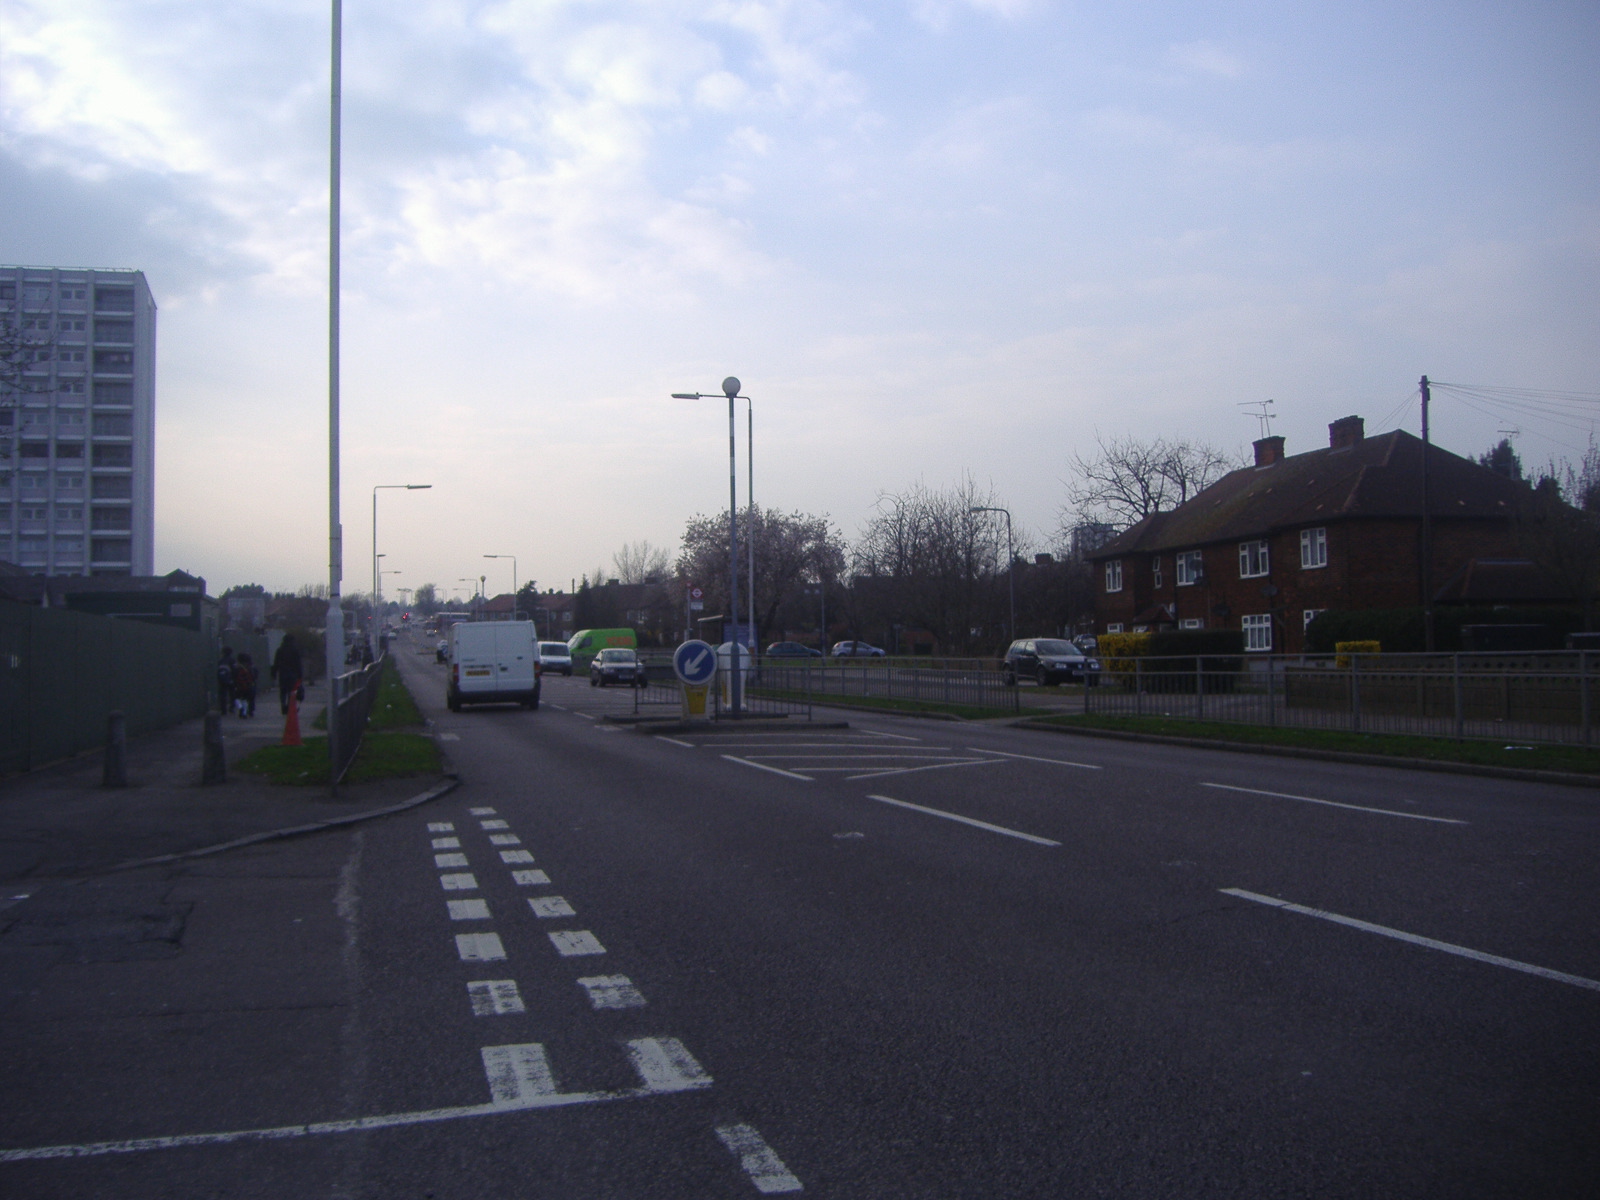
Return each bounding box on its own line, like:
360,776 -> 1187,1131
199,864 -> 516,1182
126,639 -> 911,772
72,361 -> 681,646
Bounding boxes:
1,267 -> 157,577
0,565 -> 216,634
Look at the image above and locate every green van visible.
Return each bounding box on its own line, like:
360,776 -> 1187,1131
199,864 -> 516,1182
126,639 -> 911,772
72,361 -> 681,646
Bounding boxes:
567,628 -> 637,671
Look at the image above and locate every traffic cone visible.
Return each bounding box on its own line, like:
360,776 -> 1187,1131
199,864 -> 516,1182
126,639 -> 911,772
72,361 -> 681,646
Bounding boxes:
282,690 -> 303,747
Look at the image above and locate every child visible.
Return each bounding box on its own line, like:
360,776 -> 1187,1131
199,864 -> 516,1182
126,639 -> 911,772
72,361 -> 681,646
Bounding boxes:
232,653 -> 258,718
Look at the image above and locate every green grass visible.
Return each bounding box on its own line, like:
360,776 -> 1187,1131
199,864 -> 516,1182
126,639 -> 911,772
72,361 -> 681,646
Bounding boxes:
234,732 -> 442,785
752,688 -> 1021,721
369,658 -> 424,729
1026,713 -> 1600,775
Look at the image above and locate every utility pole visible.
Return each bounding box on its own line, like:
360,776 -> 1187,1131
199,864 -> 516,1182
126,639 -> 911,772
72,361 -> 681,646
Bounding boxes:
325,0 -> 345,788
1420,375 -> 1435,653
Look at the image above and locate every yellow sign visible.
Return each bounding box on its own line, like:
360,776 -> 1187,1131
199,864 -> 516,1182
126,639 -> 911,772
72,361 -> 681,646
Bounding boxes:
682,684 -> 709,719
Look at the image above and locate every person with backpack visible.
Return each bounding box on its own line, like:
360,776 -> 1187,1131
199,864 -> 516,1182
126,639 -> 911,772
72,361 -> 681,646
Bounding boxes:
272,634 -> 304,715
232,653 -> 258,718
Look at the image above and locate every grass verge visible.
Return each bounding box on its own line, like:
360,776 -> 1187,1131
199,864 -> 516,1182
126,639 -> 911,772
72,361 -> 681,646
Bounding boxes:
1026,713 -> 1600,775
369,657 -> 425,729
235,732 -> 442,785
753,688 -> 1021,721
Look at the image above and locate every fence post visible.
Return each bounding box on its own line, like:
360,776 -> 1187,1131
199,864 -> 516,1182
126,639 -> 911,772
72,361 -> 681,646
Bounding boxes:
201,711 -> 226,784
101,710 -> 128,788
1350,655 -> 1362,733
1195,657 -> 1204,720
1135,659 -> 1143,718
1582,651 -> 1591,746
1267,657 -> 1277,727
1452,654 -> 1464,740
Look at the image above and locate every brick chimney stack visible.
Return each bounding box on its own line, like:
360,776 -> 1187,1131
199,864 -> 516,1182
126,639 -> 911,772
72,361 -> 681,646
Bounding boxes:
1253,435 -> 1285,467
1329,415 -> 1365,450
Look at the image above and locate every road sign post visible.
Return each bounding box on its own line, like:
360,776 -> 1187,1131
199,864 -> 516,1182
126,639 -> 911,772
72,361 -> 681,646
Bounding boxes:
673,639 -> 717,721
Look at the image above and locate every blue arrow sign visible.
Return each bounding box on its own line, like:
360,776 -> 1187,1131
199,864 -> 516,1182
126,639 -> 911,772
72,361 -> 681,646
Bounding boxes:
672,639 -> 717,685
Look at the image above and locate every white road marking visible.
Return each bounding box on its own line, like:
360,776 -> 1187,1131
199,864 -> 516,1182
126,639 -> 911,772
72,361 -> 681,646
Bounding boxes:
427,822 -> 455,833
456,932 -> 507,962
480,819 -> 510,830
439,873 -> 478,891
857,727 -> 922,741
1220,888 -> 1600,992
434,853 -> 469,868
547,703 -> 567,710
1201,783 -> 1466,825
431,837 -> 461,849
447,899 -> 491,921
467,980 -> 525,1016
846,758 -> 1005,781
577,975 -> 647,1009
511,869 -> 551,886
489,834 -> 522,845
0,1045 -> 713,1162
625,1037 -> 710,1092
481,1043 -> 558,1102
969,747 -> 1103,771
528,896 -> 577,918
438,733 -> 460,742
721,755 -> 812,781
866,794 -> 1061,847
699,741 -> 919,749
716,1123 -> 804,1194
575,712 -> 596,720
548,930 -> 605,956
655,735 -> 694,748
500,849 -> 536,864
469,807 -> 497,816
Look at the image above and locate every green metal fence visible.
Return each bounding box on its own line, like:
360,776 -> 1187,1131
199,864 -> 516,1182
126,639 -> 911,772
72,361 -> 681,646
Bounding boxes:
0,599 -> 214,776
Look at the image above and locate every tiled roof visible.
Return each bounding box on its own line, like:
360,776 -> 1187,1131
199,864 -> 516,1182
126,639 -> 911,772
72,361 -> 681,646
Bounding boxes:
1090,430 -> 1523,558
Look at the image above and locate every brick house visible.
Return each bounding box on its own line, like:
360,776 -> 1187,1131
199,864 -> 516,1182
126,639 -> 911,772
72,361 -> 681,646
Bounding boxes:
1088,416 -> 1529,654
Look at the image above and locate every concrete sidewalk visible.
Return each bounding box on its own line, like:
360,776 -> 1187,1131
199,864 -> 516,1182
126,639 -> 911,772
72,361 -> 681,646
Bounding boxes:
0,671 -> 451,890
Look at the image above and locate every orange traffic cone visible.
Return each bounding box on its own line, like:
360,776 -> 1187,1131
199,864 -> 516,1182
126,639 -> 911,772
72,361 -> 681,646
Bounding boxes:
282,690 -> 303,746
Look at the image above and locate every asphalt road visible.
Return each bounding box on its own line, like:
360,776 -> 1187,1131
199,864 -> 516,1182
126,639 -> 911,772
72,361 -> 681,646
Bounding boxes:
2,639 -> 1596,1197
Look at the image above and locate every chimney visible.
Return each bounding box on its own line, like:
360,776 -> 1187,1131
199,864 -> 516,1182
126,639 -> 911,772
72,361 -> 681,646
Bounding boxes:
1329,415 -> 1365,450
1253,435 -> 1285,467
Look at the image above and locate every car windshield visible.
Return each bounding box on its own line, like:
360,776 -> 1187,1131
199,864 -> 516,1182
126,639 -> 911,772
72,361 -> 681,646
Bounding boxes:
1034,640 -> 1081,656
540,643 -> 568,655
598,649 -> 635,662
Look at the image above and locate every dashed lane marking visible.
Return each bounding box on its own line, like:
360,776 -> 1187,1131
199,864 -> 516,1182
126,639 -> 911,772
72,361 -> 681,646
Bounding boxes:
721,755 -> 812,782
427,822 -> 455,833
439,873 -> 479,891
482,1043 -> 558,1102
575,712 -> 596,720
500,849 -> 536,864
1220,888 -> 1600,992
511,869 -> 551,886
489,834 -> 522,845
456,932 -> 507,962
548,930 -> 606,956
578,975 -> 647,1010
467,980 -> 526,1016
1201,782 -> 1467,825
655,735 -> 693,747
625,1037 -> 711,1092
867,794 -> 1062,847
715,1123 -> 804,1193
480,819 -> 510,830
438,733 -> 460,742
447,899 -> 491,920
434,853 -> 469,868
469,807 -> 497,816
431,837 -> 461,849
967,747 -> 1103,771
528,896 -> 576,919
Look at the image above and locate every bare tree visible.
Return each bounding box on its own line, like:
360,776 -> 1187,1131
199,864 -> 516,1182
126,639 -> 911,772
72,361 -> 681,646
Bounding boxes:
1519,442 -> 1600,629
1062,433 -> 1240,532
611,539 -> 671,585
676,506 -> 846,639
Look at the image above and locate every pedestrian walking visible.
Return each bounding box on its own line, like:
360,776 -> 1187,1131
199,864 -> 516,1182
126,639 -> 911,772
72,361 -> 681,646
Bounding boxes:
217,647 -> 236,716
232,653 -> 258,718
272,634 -> 304,715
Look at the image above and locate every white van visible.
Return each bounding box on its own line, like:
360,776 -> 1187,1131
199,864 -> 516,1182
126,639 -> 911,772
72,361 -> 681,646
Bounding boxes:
447,621 -> 541,711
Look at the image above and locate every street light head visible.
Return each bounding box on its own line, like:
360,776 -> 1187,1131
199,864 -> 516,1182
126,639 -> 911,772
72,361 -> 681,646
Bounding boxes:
721,376 -> 741,399
407,484 -> 432,490
670,393 -> 700,399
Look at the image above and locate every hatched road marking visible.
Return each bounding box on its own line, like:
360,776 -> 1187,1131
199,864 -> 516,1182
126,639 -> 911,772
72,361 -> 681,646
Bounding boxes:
1202,782 -> 1466,824
867,794 -> 1061,847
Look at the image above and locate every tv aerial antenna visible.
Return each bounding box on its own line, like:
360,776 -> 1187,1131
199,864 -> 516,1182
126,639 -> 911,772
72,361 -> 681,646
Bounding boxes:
1239,399 -> 1276,439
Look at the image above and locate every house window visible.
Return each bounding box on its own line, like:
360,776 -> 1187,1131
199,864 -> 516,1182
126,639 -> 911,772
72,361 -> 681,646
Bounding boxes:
1106,623 -> 1124,634
1242,614 -> 1272,652
56,474 -> 82,491
1152,557 -> 1163,588
1176,551 -> 1203,586
1300,527 -> 1327,569
1303,608 -> 1326,631
1239,539 -> 1269,578
1179,618 -> 1203,630
1104,560 -> 1123,592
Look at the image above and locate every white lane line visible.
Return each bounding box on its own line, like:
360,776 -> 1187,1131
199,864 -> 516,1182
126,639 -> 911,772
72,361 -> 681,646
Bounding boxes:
1201,782 -> 1467,825
480,819 -> 510,830
1221,888 -> 1600,992
547,703 -> 568,711
867,794 -> 1061,847
548,930 -> 606,956
488,834 -> 522,845
845,758 -> 1005,781
456,932 -> 507,962
577,975 -> 647,1010
699,741 -> 918,749
439,873 -> 478,891
655,735 -> 694,748
716,1123 -> 804,1194
447,899 -> 491,921
721,755 -> 812,782
528,896 -> 576,919
467,980 -> 526,1016
438,733 -> 460,742
746,753 -> 963,760
427,822 -> 455,833
858,727 -> 922,741
500,849 -> 536,864
434,853 -> 469,868
626,1037 -> 710,1092
969,747 -> 1103,771
0,1045 -> 713,1162
481,1043 -> 558,1102
431,837 -> 461,849
469,807 -> 497,816
575,712 -> 596,721
511,869 -> 551,886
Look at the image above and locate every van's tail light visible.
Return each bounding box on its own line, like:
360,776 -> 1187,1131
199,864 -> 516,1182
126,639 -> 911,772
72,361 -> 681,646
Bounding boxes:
535,662 -> 543,678
452,665 -> 459,686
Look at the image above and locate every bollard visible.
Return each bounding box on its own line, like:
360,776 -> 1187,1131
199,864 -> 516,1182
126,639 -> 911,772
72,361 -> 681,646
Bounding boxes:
201,712 -> 227,785
101,710 -> 128,788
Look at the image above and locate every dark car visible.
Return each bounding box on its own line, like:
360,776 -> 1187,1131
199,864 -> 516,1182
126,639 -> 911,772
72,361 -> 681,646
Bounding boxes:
590,647 -> 647,687
1001,638 -> 1101,686
766,641 -> 822,658
831,640 -> 886,658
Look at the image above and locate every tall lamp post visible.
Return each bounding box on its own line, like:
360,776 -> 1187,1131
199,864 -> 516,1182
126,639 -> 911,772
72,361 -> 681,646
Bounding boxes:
672,376 -> 747,712
970,505 -> 1015,647
326,0 -> 344,785
373,483 -> 432,608
484,554 -> 517,617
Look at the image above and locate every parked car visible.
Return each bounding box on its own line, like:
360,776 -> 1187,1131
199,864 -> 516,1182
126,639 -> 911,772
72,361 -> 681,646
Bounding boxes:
1001,638 -> 1101,686
435,639 -> 448,663
831,640 -> 886,658
590,647 -> 647,687
1071,634 -> 1098,655
766,641 -> 822,658
539,641 -> 574,675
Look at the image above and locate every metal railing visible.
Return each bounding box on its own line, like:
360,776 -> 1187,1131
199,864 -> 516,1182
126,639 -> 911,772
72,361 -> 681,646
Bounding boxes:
759,662 -> 1020,713
331,653 -> 386,782
1078,650 -> 1597,746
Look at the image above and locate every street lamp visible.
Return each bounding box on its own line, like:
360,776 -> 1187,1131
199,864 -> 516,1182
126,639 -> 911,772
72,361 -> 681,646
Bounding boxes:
484,554 -> 517,617
373,483 -> 432,608
672,376 -> 746,712
970,505 -> 1015,646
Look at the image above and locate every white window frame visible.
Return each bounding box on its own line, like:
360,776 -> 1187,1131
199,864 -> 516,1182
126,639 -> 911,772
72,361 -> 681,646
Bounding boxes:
1104,560 -> 1123,593
1302,608 -> 1326,631
1238,539 -> 1270,579
1151,556 -> 1163,588
1176,551 -> 1203,586
1300,526 -> 1328,570
1105,623 -> 1124,634
1242,613 -> 1272,652
1179,618 -> 1204,630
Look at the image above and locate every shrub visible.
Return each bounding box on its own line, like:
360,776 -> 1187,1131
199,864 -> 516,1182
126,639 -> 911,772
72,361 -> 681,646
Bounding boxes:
1305,607 -> 1583,654
1334,640 -> 1382,667
1140,629 -> 1245,693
